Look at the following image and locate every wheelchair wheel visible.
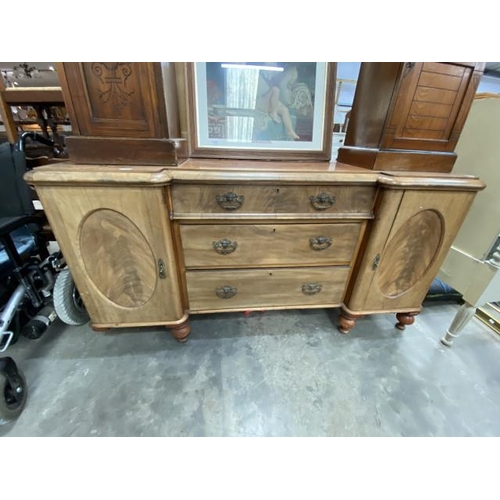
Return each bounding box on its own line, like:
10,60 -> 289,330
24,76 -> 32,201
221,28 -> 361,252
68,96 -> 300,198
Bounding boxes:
0,367 -> 27,424
53,269 -> 89,326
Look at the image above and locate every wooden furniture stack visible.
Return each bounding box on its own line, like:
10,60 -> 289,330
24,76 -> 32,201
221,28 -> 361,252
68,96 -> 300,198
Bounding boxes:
25,62 -> 486,341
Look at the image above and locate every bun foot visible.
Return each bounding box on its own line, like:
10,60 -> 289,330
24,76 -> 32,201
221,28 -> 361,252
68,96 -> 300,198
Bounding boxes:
169,320 -> 191,343
395,312 -> 418,331
338,312 -> 357,334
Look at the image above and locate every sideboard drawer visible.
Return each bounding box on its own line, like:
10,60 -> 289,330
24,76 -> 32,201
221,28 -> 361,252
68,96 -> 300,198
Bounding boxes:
172,184 -> 375,218
180,223 -> 361,268
186,266 -> 350,311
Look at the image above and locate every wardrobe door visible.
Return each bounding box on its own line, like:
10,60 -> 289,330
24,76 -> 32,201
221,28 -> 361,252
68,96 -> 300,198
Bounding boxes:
381,62 -> 482,153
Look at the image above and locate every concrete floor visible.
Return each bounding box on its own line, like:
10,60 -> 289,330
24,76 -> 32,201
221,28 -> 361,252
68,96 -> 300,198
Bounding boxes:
1,303 -> 499,437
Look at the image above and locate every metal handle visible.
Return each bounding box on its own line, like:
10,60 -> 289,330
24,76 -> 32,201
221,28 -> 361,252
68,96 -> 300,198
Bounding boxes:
158,259 -> 166,279
213,239 -> 238,255
301,283 -> 322,295
309,193 -> 335,211
372,254 -> 380,271
309,236 -> 332,251
216,192 -> 244,211
216,285 -> 238,299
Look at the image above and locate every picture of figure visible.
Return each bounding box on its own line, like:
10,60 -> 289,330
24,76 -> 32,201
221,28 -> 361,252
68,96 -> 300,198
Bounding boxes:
203,62 -> 318,144
256,64 -> 301,140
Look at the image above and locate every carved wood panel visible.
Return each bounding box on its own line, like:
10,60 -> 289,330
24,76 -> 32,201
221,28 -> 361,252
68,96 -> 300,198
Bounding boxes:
83,63 -> 140,121
59,62 -> 168,138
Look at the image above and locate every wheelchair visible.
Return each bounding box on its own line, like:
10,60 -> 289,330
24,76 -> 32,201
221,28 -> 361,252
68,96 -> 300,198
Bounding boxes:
0,132 -> 88,424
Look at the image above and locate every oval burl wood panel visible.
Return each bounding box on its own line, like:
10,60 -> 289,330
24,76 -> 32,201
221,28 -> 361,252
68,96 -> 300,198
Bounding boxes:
377,210 -> 443,298
79,209 -> 157,308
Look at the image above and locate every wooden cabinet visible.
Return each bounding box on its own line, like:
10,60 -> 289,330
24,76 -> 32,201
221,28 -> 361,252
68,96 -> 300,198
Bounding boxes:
23,62 -> 487,341
30,168 -> 188,338
341,175 -> 480,332
25,161 -> 484,341
381,63 -> 478,152
57,62 -> 185,165
337,62 -> 485,172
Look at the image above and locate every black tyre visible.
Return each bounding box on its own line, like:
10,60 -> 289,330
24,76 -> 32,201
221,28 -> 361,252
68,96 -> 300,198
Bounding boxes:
0,368 -> 27,425
53,269 -> 89,326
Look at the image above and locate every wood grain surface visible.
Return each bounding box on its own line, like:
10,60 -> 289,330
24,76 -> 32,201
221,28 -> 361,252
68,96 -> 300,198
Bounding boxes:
80,209 -> 157,307
34,185 -> 185,324
172,184 -> 376,216
346,189 -> 476,312
180,223 -> 361,268
186,266 -> 350,311
376,209 -> 442,297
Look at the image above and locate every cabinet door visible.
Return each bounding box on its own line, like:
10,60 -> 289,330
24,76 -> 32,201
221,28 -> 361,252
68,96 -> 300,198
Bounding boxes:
346,189 -> 475,313
37,186 -> 184,326
59,62 -> 168,138
380,62 -> 483,153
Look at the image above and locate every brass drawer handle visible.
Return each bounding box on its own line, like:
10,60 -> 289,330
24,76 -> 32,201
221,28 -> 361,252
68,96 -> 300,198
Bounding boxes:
309,236 -> 332,251
216,192 -> 244,211
213,239 -> 238,255
309,193 -> 335,211
301,283 -> 322,295
216,285 -> 238,299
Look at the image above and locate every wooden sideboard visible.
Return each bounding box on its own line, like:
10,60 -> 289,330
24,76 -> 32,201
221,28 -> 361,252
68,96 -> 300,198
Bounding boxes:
25,160 -> 484,341
22,61 -> 487,341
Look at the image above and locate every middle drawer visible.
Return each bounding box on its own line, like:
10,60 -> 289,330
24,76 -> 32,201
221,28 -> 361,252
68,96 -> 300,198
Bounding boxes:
180,223 -> 361,268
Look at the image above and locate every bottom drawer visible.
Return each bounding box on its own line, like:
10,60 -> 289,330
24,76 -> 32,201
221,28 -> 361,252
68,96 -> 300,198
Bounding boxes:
186,267 -> 350,312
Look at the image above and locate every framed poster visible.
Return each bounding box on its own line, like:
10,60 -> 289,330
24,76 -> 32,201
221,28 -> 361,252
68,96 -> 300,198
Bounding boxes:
185,62 -> 336,160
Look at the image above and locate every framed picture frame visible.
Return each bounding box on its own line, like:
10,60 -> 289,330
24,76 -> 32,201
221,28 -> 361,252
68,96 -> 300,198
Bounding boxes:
183,62 -> 336,161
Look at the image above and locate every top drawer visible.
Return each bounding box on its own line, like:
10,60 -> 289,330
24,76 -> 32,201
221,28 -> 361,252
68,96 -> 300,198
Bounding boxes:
171,184 -> 375,219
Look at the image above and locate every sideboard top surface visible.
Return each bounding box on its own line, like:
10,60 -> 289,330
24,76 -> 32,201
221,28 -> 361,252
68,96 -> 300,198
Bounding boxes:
24,159 -> 484,191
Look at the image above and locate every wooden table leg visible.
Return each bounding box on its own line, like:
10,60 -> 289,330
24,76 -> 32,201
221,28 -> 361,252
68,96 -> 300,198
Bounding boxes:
441,302 -> 476,347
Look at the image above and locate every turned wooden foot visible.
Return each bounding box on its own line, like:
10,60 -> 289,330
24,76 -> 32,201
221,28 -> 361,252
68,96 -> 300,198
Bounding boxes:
91,325 -> 110,332
395,312 -> 418,331
338,312 -> 357,334
169,320 -> 191,343
441,302 -> 476,347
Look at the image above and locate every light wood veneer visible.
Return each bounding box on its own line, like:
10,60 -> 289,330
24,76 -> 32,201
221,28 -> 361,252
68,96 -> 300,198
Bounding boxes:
25,160 -> 484,340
